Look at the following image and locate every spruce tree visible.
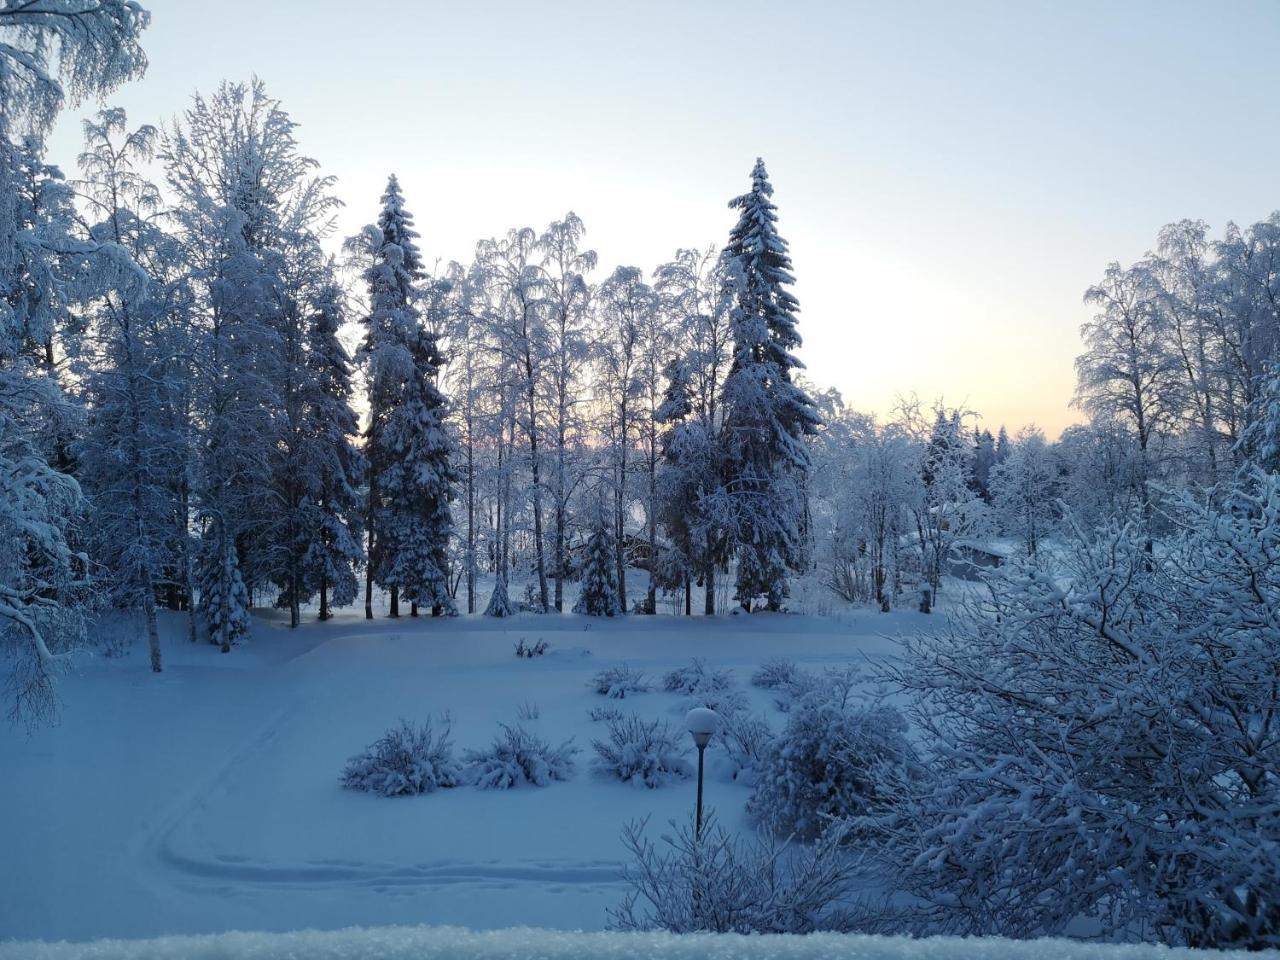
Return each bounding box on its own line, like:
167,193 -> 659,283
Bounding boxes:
356,176 -> 455,617
298,279 -> 366,620
379,317 -> 457,616
718,158 -> 820,611
574,506 -> 621,616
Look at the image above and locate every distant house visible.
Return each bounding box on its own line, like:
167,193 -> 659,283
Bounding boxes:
946,539 -> 1012,580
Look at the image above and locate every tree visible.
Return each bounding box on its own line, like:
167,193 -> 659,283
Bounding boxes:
910,404 -> 988,595
654,246 -> 731,614
297,279 -> 365,620
989,426 -> 1056,556
595,265 -> 655,613
877,470 -> 1280,948
718,159 -> 820,611
573,498 -> 621,617
475,227 -> 550,612
1076,259 -> 1182,545
378,306 -> 456,616
74,108 -> 184,671
351,174 -> 431,619
0,0 -> 149,721
163,79 -> 321,648
536,213 -> 594,612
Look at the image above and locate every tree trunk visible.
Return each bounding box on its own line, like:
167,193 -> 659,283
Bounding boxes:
524,350 -> 549,611
143,579 -> 162,673
319,579 -> 329,621
389,585 -> 399,618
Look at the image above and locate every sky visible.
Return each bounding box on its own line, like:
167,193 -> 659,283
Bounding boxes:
44,0 -> 1280,437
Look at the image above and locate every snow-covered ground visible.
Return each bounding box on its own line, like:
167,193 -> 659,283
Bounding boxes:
1,600 -> 917,944
3,924 -> 1262,960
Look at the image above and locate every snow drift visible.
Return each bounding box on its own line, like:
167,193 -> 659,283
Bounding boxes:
0,926 -> 1263,960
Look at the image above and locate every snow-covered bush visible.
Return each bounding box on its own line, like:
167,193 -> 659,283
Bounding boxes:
513,638 -> 548,658
591,665 -> 650,699
340,718 -> 462,797
589,705 -> 625,723
591,714 -> 690,787
663,658 -> 733,696
520,580 -> 547,614
748,682 -> 914,840
463,722 -> 578,789
610,814 -> 860,933
715,710 -> 774,783
873,472 -> 1280,948
751,658 -> 799,690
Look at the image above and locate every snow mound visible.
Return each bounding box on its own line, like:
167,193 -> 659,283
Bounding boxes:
1,925 -> 1260,960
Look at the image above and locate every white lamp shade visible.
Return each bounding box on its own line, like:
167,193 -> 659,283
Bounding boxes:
685,707 -> 720,739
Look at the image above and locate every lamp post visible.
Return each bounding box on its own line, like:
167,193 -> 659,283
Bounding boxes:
685,707 -> 719,839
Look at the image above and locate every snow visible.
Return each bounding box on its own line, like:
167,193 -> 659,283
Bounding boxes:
0,924 -> 1263,960
0,601 -> 913,943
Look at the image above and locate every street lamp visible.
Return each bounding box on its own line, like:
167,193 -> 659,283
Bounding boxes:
685,707 -> 719,839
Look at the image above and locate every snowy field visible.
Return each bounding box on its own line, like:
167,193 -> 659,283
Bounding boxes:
2,925 -> 1266,960
2,600 -> 916,944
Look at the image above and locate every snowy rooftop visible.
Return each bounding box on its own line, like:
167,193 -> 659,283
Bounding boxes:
1,926 -> 1262,960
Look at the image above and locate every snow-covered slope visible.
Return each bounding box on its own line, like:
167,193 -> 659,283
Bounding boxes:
2,925 -> 1264,960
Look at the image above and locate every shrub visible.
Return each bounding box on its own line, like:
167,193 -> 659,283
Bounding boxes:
751,658 -> 799,690
662,658 -> 733,696
591,665 -> 651,699
715,710 -> 774,783
748,687 -> 914,840
591,714 -> 691,787
514,637 -> 548,658
589,705 -> 625,723
609,813 -> 860,933
463,722 -> 578,789
341,718 -> 462,797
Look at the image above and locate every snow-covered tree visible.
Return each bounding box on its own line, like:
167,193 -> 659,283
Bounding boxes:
163,80 -> 307,648
0,0 -> 149,720
474,227 -> 550,612
907,403 -> 989,596
1076,260 -> 1182,543
876,469 -> 1280,948
74,108 -> 184,671
654,246 -> 731,614
353,175 -> 454,618
297,279 -> 365,620
536,213 -> 594,612
379,311 -> 456,616
988,426 -> 1057,556
595,265 -> 655,612
574,499 -> 621,616
718,159 -> 820,611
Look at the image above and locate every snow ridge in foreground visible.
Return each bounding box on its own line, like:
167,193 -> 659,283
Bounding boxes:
1,926 -> 1263,960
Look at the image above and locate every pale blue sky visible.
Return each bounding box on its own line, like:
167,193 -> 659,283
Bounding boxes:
46,0 -> 1280,434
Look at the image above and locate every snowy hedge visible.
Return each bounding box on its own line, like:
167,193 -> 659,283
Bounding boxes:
2,925 -> 1260,960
